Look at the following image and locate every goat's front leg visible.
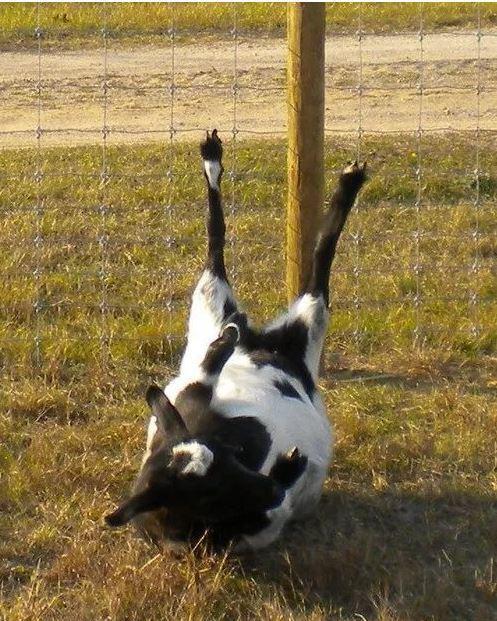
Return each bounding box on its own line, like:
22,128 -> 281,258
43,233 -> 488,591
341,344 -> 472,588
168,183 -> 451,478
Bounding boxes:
181,130 -> 238,372
176,322 -> 240,413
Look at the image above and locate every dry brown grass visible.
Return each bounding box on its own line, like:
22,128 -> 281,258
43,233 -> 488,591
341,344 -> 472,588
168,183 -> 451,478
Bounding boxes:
1,134 -> 497,619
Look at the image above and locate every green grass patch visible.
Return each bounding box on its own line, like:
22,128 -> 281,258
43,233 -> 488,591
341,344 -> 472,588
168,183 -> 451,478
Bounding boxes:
1,2 -> 496,50
2,132 -> 495,376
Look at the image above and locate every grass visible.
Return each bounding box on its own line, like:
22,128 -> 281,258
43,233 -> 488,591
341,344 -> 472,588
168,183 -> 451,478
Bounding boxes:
1,132 -> 497,620
1,2 -> 497,50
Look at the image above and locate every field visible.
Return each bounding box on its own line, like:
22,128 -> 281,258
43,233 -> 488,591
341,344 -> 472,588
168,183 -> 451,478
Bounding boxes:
1,3 -> 497,50
1,132 -> 497,620
2,3 -> 497,621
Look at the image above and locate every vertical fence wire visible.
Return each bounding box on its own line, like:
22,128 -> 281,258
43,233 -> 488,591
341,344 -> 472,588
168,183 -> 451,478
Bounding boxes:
471,5 -> 482,339
34,3 -> 43,368
166,4 -> 176,365
356,5 -> 363,164
414,4 -> 424,345
2,3 -> 495,369
100,3 -> 109,368
352,3 -> 363,345
230,5 -> 239,284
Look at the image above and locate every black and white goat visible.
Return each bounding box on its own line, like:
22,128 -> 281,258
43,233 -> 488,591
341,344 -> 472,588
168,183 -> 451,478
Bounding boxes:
105,130 -> 366,550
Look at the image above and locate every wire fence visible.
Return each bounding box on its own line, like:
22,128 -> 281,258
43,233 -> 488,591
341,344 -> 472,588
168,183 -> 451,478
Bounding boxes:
1,3 -> 496,377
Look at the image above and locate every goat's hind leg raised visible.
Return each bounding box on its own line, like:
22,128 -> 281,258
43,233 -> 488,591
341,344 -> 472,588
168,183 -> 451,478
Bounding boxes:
262,161 -> 367,380
181,130 -> 239,371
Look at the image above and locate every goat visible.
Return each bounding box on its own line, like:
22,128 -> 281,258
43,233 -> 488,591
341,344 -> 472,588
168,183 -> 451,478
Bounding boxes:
105,129 -> 367,550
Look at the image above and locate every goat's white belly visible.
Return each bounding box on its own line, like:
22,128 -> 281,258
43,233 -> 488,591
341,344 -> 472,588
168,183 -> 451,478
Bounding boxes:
163,350 -> 333,548
212,351 -> 331,468
165,349 -> 332,476
211,352 -> 333,549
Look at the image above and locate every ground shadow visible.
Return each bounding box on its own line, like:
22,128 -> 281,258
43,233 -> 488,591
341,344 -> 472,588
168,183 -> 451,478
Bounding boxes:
238,487 -> 497,620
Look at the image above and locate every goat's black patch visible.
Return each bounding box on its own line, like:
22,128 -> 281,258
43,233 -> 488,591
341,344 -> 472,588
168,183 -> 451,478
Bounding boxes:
205,415 -> 272,471
223,298 -> 237,321
262,319 -> 309,365
274,379 -> 303,401
249,349 -> 315,400
174,384 -> 272,471
192,413 -> 271,471
235,318 -> 315,399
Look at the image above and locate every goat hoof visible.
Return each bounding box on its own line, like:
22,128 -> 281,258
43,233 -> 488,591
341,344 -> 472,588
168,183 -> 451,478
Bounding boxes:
341,160 -> 367,182
223,312 -> 247,340
343,160 -> 360,172
200,129 -> 223,162
286,446 -> 300,460
222,323 -> 240,344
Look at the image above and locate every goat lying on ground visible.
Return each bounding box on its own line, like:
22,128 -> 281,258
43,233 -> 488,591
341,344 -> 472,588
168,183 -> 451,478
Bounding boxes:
105,130 -> 367,550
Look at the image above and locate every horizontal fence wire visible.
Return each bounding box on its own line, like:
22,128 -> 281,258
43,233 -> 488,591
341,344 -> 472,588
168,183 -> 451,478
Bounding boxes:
2,127 -> 497,137
1,289 -> 495,310
1,2 -> 496,374
6,26 -> 497,38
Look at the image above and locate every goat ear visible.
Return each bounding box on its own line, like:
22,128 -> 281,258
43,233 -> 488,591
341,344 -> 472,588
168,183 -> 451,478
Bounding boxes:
146,385 -> 188,437
105,489 -> 164,527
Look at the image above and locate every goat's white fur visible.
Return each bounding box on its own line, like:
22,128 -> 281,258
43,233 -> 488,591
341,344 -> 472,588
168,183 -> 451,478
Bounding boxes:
144,270 -> 332,549
203,160 -> 222,190
181,270 -> 237,372
265,293 -> 328,380
172,441 -> 214,477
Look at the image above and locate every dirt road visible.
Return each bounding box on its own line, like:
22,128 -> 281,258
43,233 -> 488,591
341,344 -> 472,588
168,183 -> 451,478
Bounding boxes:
1,31 -> 496,148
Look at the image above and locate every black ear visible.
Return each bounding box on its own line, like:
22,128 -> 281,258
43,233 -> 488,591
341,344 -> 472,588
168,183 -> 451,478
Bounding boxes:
146,385 -> 188,437
105,489 -> 164,527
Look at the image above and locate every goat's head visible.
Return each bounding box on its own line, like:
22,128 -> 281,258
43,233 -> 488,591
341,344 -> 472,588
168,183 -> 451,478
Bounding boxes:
105,385 -> 291,533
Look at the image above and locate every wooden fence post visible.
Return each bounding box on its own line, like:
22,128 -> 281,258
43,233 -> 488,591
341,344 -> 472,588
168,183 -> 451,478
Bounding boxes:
286,2 -> 325,303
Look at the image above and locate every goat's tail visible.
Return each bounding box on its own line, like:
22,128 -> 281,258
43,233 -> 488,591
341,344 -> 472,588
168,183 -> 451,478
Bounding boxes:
306,161 -> 367,305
